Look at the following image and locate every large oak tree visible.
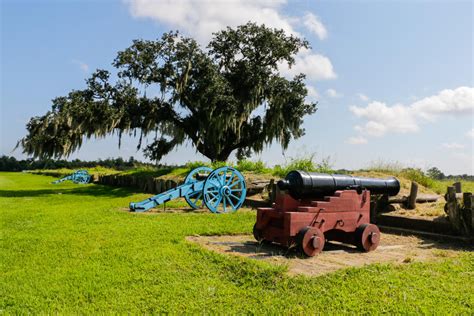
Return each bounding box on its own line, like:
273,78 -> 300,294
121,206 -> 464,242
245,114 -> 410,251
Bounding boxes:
19,23 -> 317,162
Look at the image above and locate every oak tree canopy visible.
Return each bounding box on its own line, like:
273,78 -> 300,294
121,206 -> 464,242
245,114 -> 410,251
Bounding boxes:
19,23 -> 317,162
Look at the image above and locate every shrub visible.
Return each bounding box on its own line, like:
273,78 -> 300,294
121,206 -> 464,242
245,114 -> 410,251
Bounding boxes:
399,168 -> 434,188
185,161 -> 212,170
236,159 -> 269,173
272,154 -> 334,178
366,160 -> 403,173
210,161 -> 229,169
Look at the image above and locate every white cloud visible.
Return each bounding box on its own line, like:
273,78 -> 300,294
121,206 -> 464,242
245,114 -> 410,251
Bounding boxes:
128,0 -> 293,43
357,93 -> 369,101
127,0 -> 336,82
411,87 -> 474,121
302,12 -> 327,40
72,59 -> 89,73
346,136 -> 368,145
326,88 -> 342,98
465,128 -> 474,139
441,142 -> 465,149
351,101 -> 418,136
279,51 -> 336,81
349,87 -> 474,137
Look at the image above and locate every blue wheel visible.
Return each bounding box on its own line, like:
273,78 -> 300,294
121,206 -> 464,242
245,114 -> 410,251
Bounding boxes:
203,167 -> 246,213
72,170 -> 91,184
184,166 -> 213,209
75,175 -> 89,184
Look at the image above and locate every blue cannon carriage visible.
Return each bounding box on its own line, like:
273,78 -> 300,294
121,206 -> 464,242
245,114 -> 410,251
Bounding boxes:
129,166 -> 247,213
52,170 -> 91,184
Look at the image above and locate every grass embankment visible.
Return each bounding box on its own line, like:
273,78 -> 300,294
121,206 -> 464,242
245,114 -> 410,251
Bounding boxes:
353,167 -> 474,217
29,159 -> 473,217
1,172 -> 473,313
363,162 -> 474,194
430,179 -> 474,194
29,156 -> 333,181
29,166 -> 121,178
32,157 -> 472,190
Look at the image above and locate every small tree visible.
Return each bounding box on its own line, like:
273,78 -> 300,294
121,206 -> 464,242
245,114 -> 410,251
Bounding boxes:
426,167 -> 445,180
19,23 -> 317,162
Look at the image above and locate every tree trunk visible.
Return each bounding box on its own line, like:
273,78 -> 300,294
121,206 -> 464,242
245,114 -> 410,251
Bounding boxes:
210,148 -> 233,162
196,143 -> 233,162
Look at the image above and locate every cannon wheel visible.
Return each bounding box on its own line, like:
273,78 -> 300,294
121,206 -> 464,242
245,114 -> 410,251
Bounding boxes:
74,175 -> 89,184
355,224 -> 380,252
253,224 -> 263,242
202,166 -> 246,213
184,166 -> 214,209
71,170 -> 91,184
297,226 -> 325,257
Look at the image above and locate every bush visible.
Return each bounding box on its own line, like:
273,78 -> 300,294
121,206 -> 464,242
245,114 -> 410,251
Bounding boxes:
210,161 -> 229,169
272,155 -> 334,178
185,161 -> 212,170
399,168 -> 434,188
0,155 -> 142,171
236,159 -> 269,173
366,160 -> 403,173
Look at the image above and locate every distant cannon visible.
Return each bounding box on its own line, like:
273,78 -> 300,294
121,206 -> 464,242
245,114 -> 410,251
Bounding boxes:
254,171 -> 400,257
129,166 -> 247,213
52,170 -> 91,184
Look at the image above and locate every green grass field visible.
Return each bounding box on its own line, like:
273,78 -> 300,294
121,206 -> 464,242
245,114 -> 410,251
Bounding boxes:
1,172 -> 473,313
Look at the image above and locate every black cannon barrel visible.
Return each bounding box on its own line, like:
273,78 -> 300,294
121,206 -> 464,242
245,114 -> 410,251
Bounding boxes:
277,171 -> 400,199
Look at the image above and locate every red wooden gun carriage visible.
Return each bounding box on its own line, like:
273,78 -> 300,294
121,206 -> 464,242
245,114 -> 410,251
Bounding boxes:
253,171 -> 400,256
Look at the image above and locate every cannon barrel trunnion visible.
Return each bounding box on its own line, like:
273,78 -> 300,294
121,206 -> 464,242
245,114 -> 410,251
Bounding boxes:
254,171 -> 399,257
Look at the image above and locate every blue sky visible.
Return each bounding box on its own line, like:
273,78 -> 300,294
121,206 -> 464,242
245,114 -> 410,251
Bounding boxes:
1,0 -> 473,174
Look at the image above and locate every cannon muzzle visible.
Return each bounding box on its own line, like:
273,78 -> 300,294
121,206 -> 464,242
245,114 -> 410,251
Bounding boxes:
277,171 -> 400,199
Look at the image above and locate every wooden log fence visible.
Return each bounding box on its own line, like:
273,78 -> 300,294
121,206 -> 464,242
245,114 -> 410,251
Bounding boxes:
93,173 -> 274,197
406,181 -> 418,209
388,194 -> 439,205
444,183 -> 473,236
95,174 -> 178,195
376,181 -> 440,213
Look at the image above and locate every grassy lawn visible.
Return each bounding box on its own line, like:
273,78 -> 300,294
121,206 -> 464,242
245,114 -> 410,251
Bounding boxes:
430,179 -> 474,195
1,172 -> 473,313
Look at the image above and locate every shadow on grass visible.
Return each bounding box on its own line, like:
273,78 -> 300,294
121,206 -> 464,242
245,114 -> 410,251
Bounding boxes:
0,184 -> 135,198
230,234 -> 473,259
231,240 -> 363,259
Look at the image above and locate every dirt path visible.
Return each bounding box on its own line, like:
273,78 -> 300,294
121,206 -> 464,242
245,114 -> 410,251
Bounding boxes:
187,233 -> 470,276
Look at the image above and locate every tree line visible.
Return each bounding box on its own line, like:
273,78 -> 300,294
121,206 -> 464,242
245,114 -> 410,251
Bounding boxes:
1,155 -> 472,180
0,155 -> 148,171
426,166 -> 473,181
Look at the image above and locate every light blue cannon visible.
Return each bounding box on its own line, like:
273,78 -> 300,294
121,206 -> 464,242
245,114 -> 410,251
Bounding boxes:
52,170 -> 91,184
129,166 -> 247,213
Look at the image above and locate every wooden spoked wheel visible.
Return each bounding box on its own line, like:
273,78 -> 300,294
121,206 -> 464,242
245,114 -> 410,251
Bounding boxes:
184,166 -> 213,209
297,226 -> 325,257
203,166 -> 246,213
355,224 -> 380,252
